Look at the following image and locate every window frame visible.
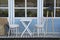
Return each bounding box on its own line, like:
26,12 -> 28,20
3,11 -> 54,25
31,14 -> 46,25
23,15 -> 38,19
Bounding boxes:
14,0 -> 37,19
43,0 -> 60,18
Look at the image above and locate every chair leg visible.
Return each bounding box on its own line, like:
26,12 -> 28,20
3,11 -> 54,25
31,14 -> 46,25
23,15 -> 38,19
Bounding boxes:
42,28 -> 45,37
37,28 -> 39,37
16,28 -> 17,37
40,28 -> 41,37
8,28 -> 10,37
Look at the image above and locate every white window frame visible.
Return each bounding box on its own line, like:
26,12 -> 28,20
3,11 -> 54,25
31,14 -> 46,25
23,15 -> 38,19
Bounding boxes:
14,0 -> 37,19
8,0 -> 45,25
43,0 -> 60,19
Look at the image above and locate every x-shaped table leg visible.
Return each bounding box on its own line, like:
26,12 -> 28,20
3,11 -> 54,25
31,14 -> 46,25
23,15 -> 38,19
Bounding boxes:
21,20 -> 32,37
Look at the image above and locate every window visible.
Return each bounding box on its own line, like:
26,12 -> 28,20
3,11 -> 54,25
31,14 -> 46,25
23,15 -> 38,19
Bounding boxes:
56,9 -> 60,17
27,0 -> 37,7
0,0 -> 8,17
15,0 -> 25,7
56,0 -> 60,7
43,0 -> 60,17
0,9 -> 8,17
56,0 -> 60,17
43,0 -> 54,17
15,9 -> 25,17
27,9 -> 37,17
15,0 -> 37,17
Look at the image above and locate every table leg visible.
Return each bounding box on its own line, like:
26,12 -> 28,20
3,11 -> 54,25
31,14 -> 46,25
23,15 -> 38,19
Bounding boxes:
21,21 -> 32,37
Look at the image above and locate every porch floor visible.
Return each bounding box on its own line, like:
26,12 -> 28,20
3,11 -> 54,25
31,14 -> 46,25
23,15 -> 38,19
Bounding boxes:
0,32 -> 60,38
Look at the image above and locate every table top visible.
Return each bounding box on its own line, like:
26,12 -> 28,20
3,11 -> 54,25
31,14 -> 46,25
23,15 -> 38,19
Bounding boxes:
20,19 -> 32,21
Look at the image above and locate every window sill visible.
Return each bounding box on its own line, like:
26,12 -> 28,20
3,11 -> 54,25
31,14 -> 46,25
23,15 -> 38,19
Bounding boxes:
14,17 -> 37,19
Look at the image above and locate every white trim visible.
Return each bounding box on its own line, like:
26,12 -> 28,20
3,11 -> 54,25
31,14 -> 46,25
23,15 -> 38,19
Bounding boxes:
43,7 -> 48,9
15,7 -> 37,9
27,7 -> 37,9
43,7 -> 60,9
37,0 -> 39,25
54,0 -> 56,17
0,7 -> 8,9
43,17 -> 60,19
25,0 -> 27,17
15,7 -> 25,9
13,0 -> 14,24
56,7 -> 60,8
8,0 -> 13,24
38,0 -> 43,25
8,0 -> 10,22
42,0 -> 43,17
15,17 -> 37,19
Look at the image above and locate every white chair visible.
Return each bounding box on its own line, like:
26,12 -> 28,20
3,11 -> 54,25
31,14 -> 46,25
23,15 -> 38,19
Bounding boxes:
7,18 -> 19,37
35,18 -> 46,37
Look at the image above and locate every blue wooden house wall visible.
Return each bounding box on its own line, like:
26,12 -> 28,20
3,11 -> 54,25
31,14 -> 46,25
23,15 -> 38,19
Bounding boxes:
8,0 -> 60,33
14,19 -> 60,32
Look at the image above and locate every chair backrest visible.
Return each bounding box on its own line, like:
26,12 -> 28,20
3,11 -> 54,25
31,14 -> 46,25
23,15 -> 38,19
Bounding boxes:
7,18 -> 11,25
41,18 -> 46,26
7,18 -> 19,28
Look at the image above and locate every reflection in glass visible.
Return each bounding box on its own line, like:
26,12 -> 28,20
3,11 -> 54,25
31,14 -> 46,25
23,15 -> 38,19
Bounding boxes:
0,0 -> 8,7
15,9 -> 25,17
56,0 -> 60,7
44,0 -> 54,7
15,0 -> 25,7
56,9 -> 60,17
27,9 -> 37,17
43,9 -> 54,17
0,9 -> 8,17
27,0 -> 37,7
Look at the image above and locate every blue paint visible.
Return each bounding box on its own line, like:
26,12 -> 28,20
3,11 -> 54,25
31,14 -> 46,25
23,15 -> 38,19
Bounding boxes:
44,19 -> 52,32
54,19 -> 60,32
8,0 -> 60,33
14,19 -> 25,32
14,19 -> 37,32
14,19 -> 60,32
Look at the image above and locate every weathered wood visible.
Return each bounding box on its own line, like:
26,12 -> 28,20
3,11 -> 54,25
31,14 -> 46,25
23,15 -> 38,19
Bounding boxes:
0,18 -> 8,35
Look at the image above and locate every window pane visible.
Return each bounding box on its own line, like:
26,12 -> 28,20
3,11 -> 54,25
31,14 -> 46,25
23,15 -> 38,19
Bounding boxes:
0,0 -> 8,7
15,0 -> 25,7
27,9 -> 37,17
44,0 -> 54,7
15,9 -> 25,17
56,0 -> 60,7
27,0 -> 37,7
0,9 -> 8,17
43,9 -> 54,17
56,9 -> 60,17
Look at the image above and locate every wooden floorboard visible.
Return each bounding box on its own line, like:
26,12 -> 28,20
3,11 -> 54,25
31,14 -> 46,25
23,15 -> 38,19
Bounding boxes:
0,38 -> 60,40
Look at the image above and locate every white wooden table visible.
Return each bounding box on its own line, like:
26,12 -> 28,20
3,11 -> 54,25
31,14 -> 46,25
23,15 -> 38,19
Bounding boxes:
20,19 -> 32,37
